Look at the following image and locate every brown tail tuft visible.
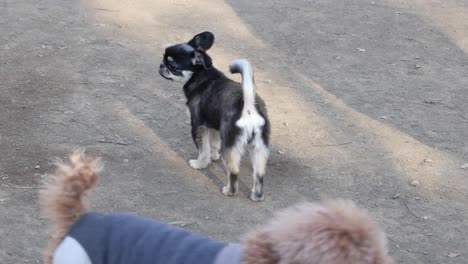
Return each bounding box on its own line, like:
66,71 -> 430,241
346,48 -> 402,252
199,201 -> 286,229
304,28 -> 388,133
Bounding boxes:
39,149 -> 102,264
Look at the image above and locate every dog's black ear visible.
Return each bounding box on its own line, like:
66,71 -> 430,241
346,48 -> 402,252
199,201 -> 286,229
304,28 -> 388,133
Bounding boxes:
192,51 -> 212,68
188,31 -> 214,51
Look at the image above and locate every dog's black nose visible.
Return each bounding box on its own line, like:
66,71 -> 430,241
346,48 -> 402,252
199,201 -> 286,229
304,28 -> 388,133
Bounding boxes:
158,64 -> 173,80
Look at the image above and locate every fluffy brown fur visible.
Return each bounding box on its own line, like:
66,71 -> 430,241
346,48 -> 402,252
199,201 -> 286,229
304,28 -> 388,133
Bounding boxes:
243,200 -> 394,264
40,151 -> 393,264
39,150 -> 102,264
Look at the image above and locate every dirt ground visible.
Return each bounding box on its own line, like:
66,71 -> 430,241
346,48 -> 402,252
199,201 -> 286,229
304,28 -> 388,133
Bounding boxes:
0,0 -> 467,263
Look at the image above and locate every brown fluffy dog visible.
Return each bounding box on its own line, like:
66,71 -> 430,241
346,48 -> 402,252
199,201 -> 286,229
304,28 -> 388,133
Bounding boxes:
40,151 -> 394,264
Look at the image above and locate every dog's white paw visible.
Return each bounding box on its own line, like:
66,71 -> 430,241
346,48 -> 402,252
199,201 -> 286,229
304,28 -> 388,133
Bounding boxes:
250,192 -> 265,202
222,185 -> 235,196
189,159 -> 210,169
211,150 -> 220,161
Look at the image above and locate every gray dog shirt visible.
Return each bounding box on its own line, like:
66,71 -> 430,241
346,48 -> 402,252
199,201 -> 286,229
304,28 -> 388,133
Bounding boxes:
53,213 -> 244,264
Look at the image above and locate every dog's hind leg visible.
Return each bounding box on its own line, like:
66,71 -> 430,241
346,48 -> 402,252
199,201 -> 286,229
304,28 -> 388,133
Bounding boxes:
222,145 -> 244,196
250,138 -> 269,201
209,129 -> 221,161
189,126 -> 211,169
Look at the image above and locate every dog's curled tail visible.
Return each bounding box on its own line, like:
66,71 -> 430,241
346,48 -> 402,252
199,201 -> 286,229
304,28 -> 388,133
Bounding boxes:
230,59 -> 256,111
230,59 -> 264,128
40,150 -> 102,264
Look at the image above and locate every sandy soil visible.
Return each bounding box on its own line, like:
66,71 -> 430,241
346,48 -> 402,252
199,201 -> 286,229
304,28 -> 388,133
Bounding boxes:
0,0 -> 467,263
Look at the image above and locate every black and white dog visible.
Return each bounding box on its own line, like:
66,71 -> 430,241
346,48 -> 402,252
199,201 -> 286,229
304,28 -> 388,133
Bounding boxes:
159,32 -> 270,201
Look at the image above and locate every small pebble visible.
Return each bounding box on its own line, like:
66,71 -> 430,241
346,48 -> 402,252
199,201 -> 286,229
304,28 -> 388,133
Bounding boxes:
424,158 -> 432,163
422,216 -> 428,220
447,252 -> 461,258
415,64 -> 421,69
409,180 -> 420,187
392,193 -> 400,199
34,165 -> 41,169
277,150 -> 285,155
424,99 -> 437,104
460,163 -> 468,170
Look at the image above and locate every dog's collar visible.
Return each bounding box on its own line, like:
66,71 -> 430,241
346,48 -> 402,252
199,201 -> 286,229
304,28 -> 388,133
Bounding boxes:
214,244 -> 244,264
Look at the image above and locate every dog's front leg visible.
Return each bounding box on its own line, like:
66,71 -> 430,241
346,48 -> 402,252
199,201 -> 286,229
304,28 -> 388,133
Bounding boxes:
189,126 -> 211,169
